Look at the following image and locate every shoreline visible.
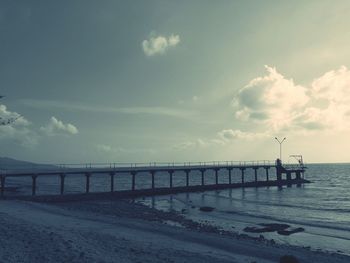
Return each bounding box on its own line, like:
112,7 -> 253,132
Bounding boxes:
0,198 -> 349,263
137,190 -> 350,256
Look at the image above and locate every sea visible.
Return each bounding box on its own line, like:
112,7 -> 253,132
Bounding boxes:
4,163 -> 350,255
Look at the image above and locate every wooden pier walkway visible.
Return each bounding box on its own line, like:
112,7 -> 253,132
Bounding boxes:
0,160 -> 307,199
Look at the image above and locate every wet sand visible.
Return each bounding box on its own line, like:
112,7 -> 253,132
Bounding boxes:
0,199 -> 349,263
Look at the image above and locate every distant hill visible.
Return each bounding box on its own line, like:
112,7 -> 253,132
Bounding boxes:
0,157 -> 57,171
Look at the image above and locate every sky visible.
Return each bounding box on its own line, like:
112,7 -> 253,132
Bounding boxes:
1,0 -> 350,164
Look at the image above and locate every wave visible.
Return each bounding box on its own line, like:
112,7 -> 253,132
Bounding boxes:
221,209 -> 350,233
202,192 -> 350,214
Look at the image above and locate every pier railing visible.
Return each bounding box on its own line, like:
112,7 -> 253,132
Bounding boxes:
59,160 -> 275,169
0,160 -> 276,174
283,163 -> 307,170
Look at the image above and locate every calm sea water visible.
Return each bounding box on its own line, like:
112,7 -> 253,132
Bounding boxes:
5,163 -> 350,254
137,164 -> 350,255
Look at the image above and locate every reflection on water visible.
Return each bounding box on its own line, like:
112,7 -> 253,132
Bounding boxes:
139,186 -> 350,255
137,164 -> 350,255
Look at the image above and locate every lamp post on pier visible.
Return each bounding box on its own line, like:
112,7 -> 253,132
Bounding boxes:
275,137 -> 286,162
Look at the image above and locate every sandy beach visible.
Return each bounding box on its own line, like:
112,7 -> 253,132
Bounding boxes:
2,1 -> 350,262
0,199 -> 349,263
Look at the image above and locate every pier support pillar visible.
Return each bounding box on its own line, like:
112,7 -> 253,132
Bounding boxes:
215,169 -> 219,185
286,171 -> 292,188
32,175 -> 37,196
151,171 -> 155,189
200,169 -> 205,186
276,159 -> 283,186
85,173 -> 91,193
169,171 -> 174,188
0,176 -> 5,197
110,172 -> 115,192
265,168 -> 269,181
277,172 -> 282,182
240,168 -> 245,184
185,170 -> 190,187
131,172 -> 136,191
296,171 -> 302,187
254,168 -> 258,184
60,173 -> 65,195
228,168 -> 232,184
286,171 -> 292,187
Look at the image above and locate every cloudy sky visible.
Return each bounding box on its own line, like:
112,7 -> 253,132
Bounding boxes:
1,0 -> 350,164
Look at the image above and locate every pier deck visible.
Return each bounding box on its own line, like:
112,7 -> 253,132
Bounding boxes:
0,160 -> 307,199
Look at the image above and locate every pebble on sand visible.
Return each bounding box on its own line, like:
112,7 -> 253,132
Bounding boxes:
280,255 -> 300,263
199,206 -> 215,212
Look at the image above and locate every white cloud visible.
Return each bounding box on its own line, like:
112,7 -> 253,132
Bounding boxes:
40,117 -> 78,136
311,66 -> 350,103
142,33 -> 180,56
218,129 -> 269,141
173,133 -> 251,151
0,104 -> 25,125
172,141 -> 195,150
0,104 -> 37,147
233,66 -> 309,131
172,139 -> 211,150
96,144 -> 114,153
20,99 -> 197,120
95,144 -> 155,155
0,125 -> 38,147
233,65 -> 350,133
168,34 -> 180,46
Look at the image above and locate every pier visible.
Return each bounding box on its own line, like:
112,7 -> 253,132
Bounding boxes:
0,159 -> 307,200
